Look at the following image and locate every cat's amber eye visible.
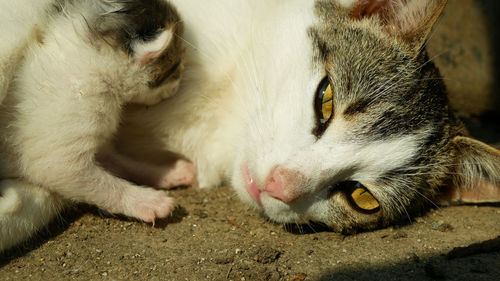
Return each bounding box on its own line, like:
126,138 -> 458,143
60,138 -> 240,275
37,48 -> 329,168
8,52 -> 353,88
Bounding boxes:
348,182 -> 380,213
315,77 -> 334,127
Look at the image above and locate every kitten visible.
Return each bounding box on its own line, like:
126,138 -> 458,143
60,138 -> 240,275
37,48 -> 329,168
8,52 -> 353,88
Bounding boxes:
2,0 -> 499,252
0,0 -> 192,251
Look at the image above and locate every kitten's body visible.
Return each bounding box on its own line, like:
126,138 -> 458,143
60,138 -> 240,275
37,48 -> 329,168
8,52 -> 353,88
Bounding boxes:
1,0 -> 499,252
0,0 -> 192,251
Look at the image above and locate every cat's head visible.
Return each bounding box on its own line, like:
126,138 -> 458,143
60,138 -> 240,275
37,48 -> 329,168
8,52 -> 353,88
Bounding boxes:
231,0 -> 500,233
56,0 -> 184,105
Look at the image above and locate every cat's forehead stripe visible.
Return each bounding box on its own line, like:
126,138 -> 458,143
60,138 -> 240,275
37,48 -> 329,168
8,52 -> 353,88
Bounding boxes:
342,98 -> 370,117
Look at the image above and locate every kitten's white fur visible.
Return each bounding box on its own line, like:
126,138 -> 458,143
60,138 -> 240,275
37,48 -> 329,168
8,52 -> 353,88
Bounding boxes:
0,0 -> 187,250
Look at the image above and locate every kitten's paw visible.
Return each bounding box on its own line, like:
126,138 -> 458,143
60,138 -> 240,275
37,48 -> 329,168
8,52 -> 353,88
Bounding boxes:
156,159 -> 196,189
124,188 -> 176,223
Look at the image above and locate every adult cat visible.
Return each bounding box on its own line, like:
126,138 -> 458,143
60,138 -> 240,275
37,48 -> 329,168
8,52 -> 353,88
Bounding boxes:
1,0 -> 499,252
116,0 -> 499,231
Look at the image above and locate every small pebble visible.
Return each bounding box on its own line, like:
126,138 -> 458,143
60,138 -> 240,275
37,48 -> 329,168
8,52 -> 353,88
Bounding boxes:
438,223 -> 454,232
252,247 -> 281,264
290,273 -> 307,281
393,231 -> 408,239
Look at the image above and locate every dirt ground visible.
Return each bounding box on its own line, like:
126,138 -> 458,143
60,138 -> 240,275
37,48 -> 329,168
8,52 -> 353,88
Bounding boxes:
1,1 -> 499,280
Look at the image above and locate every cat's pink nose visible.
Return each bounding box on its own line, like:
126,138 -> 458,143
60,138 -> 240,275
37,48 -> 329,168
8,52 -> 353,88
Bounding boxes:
264,166 -> 298,203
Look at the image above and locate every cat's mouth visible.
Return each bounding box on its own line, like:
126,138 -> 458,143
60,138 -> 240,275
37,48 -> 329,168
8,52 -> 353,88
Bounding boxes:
242,164 -> 262,206
240,163 -> 313,225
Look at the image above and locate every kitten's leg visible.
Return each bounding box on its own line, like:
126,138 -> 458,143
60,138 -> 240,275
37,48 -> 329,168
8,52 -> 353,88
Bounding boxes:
15,119 -> 176,222
97,149 -> 196,189
0,179 -> 67,252
14,103 -> 177,222
33,163 -> 177,223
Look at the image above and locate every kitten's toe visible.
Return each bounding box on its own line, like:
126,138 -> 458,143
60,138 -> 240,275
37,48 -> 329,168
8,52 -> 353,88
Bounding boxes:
156,160 -> 197,189
124,189 -> 176,222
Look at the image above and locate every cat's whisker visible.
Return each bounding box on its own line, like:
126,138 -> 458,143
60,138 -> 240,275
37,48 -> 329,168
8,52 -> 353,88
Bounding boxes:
236,60 -> 266,142
398,162 -> 491,171
367,48 -> 451,107
414,49 -> 450,72
379,49 -> 450,99
403,184 -> 440,210
305,222 -> 319,234
368,72 -> 447,106
364,43 -> 422,103
236,44 -> 272,146
248,38 -> 272,142
391,194 -> 413,224
366,68 -> 411,106
283,223 -> 289,232
384,176 -> 440,210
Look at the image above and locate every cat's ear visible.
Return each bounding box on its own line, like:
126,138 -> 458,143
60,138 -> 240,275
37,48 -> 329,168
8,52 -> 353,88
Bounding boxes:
347,0 -> 447,52
131,29 -> 173,65
438,136 -> 500,205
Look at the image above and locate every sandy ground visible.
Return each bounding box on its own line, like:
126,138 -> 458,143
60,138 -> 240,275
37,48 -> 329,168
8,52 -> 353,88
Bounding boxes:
1,1 -> 499,280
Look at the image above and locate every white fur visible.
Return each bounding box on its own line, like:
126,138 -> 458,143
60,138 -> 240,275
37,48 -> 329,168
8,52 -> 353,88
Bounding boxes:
0,180 -> 66,251
0,0 -> 188,252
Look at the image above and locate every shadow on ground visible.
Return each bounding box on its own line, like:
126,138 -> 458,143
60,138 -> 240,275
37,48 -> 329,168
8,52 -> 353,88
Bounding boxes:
318,251 -> 500,281
320,236 -> 500,281
0,207 -> 84,268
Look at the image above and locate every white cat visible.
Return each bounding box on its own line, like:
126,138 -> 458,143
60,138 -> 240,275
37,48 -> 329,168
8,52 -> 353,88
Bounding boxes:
0,0 -> 194,251
1,0 -> 499,252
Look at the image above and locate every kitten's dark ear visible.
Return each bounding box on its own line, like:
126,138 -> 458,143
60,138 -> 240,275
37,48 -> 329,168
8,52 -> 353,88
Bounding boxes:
132,29 -> 173,65
347,0 -> 447,52
439,136 -> 500,205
